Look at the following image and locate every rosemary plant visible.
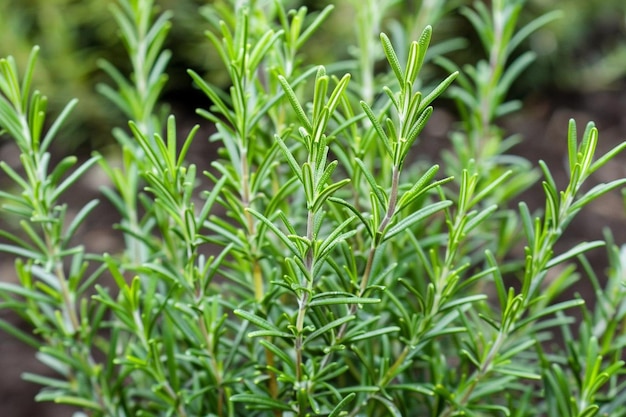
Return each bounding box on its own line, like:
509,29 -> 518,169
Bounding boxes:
1,0 -> 626,416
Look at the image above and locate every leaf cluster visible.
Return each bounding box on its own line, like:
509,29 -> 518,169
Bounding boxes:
1,1 -> 626,417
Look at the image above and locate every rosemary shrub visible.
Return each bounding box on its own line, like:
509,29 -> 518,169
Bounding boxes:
1,0 -> 626,416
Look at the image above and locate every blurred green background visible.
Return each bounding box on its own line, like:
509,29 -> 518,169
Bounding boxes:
1,0 -> 624,151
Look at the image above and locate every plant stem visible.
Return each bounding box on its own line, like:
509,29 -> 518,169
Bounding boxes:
293,207 -> 316,415
199,317 -> 225,416
52,256 -> 80,333
320,164 -> 401,375
241,147 -> 265,303
240,144 -> 282,410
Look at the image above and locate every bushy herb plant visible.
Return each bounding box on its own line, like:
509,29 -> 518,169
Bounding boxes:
1,0 -> 626,416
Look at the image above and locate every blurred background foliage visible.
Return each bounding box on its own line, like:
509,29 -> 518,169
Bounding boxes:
0,0 -> 624,150
525,0 -> 626,91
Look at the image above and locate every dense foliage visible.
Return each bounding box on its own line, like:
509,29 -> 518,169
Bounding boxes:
1,1 -> 626,416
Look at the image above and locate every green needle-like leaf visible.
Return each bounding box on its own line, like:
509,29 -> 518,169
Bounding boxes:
384,200 -> 452,241
278,74 -> 313,133
380,32 -> 403,83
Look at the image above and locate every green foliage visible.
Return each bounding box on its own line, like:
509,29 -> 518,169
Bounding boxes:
1,0 -> 626,416
525,0 -> 626,90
